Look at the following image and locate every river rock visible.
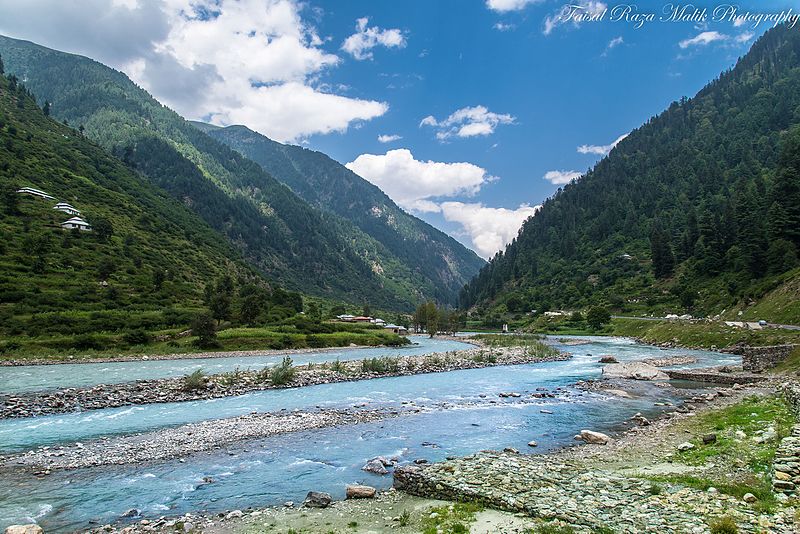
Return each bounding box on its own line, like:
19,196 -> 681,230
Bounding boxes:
677,442 -> 695,451
362,459 -> 389,475
527,440 -> 538,447
4,526 -> 43,534
303,491 -> 332,508
599,355 -> 618,363
743,492 -> 757,503
601,362 -> 668,380
579,430 -> 610,445
346,484 -> 377,499
702,433 -> 717,444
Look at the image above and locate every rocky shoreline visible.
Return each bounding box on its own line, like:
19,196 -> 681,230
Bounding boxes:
0,346 -> 569,418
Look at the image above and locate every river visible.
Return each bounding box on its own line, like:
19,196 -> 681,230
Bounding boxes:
0,336 -> 740,531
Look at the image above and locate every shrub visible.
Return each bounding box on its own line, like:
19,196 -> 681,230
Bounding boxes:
361,357 -> 400,373
72,333 -> 107,351
191,312 -> 219,348
709,516 -> 739,534
398,510 -> 411,527
183,369 -> 207,392
329,358 -> 346,373
122,329 -> 151,346
269,356 -> 296,386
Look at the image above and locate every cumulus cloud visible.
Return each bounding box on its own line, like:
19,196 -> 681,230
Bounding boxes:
420,105 -> 515,141
679,31 -> 728,48
736,32 -> 755,43
377,134 -> 402,143
345,149 -> 494,212
486,0 -> 542,13
341,17 -> 406,60
0,0 -> 389,142
543,1 -> 606,35
543,170 -> 582,184
440,202 -> 540,258
577,133 -> 628,156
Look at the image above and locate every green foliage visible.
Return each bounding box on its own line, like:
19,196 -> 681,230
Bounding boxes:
183,369 -> 207,392
269,356 -> 296,386
460,26 -> 800,323
421,502 -> 483,534
361,356 -> 400,373
398,509 -> 411,527
585,306 -> 611,330
708,516 -> 739,534
122,329 -> 151,346
191,312 -> 218,349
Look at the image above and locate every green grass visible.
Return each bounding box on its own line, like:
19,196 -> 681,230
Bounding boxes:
471,334 -> 561,358
611,318 -> 800,350
771,345 -> 800,374
645,394 -> 792,514
420,502 -> 484,534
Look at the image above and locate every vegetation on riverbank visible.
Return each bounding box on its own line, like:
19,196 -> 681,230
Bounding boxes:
470,333 -> 562,358
610,318 -> 800,350
644,394 -> 794,514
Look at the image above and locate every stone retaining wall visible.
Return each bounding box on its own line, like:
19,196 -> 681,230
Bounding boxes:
774,383 -> 800,494
664,369 -> 764,384
740,345 -> 797,373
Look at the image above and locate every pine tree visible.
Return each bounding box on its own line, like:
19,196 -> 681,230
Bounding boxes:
650,223 -> 675,279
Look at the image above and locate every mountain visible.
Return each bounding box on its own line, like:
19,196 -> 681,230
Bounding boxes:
460,24 -> 800,322
191,122 -> 485,306
0,35 -> 476,310
0,68 -> 276,339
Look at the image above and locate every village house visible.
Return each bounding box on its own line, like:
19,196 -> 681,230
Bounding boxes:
16,187 -> 55,200
336,314 -> 355,322
53,202 -> 81,216
383,323 -> 409,335
60,216 -> 92,231
370,318 -> 386,326
351,316 -> 373,323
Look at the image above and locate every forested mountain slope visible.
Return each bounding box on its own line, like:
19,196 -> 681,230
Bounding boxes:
0,35 -> 449,310
0,69 -> 271,336
192,122 -> 485,306
461,24 -> 800,321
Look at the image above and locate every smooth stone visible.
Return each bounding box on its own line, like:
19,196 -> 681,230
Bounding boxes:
346,484 -> 377,499
677,442 -> 695,452
580,430 -> 611,445
303,491 -> 332,508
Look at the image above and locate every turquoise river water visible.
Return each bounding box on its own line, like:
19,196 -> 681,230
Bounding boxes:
0,336 -> 740,531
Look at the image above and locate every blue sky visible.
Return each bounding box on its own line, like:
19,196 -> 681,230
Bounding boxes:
0,0 -> 795,257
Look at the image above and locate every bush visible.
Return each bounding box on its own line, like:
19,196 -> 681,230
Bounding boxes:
122,329 -> 151,346
269,356 -> 296,385
183,369 -> 207,392
329,358 -> 346,373
191,312 -> 219,348
72,333 -> 107,351
586,306 -> 611,330
361,357 -> 400,373
709,516 -> 739,534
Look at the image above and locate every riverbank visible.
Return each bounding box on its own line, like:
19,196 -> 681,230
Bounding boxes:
0,344 -> 567,418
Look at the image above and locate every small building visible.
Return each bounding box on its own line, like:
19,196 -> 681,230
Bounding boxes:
384,324 -> 409,335
60,216 -> 92,231
16,187 -> 55,200
336,314 -> 355,322
352,316 -> 373,323
371,318 -> 386,326
53,202 -> 81,216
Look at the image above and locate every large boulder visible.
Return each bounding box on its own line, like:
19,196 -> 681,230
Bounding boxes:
601,362 -> 668,381
362,459 -> 389,475
303,491 -> 332,508
346,484 -> 377,499
5,526 -> 43,534
580,430 -> 611,444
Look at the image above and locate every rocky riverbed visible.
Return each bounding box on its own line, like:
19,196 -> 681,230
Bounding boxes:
0,346 -> 568,418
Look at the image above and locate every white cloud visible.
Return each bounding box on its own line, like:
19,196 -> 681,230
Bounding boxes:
543,170 -> 582,184
377,134 -> 402,143
543,1 -> 606,35
341,17 -> 406,60
345,149 -> 494,212
679,31 -> 728,48
493,22 -> 515,31
440,202 -> 540,258
420,105 -> 515,140
577,133 -> 628,156
602,36 -> 623,55
0,0 -> 389,143
736,32 -> 755,43
486,0 -> 541,12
